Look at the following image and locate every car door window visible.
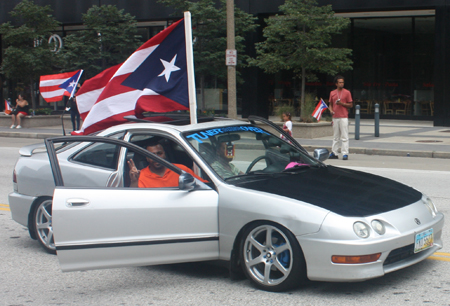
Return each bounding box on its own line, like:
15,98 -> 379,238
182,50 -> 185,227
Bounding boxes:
125,134 -> 211,188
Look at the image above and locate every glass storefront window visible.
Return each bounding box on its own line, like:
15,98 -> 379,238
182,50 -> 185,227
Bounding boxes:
413,17 -> 435,116
353,17 -> 413,116
302,15 -> 435,118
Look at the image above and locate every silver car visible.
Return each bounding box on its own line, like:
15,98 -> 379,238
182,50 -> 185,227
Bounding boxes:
9,115 -> 444,292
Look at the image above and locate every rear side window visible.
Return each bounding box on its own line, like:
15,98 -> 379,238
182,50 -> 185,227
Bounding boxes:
72,142 -> 121,170
71,132 -> 125,170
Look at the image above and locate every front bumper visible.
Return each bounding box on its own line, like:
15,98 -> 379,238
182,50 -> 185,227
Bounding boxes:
298,212 -> 444,282
8,192 -> 37,227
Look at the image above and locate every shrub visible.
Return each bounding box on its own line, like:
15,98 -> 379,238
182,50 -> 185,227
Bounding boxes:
300,93 -> 318,123
33,108 -> 53,115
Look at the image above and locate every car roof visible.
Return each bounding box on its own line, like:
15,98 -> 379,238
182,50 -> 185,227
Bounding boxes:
97,116 -> 250,136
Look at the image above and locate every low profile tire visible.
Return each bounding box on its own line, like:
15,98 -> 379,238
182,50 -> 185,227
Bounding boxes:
240,222 -> 306,292
32,198 -> 56,254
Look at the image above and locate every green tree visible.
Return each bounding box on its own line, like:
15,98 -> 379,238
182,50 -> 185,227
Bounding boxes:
159,0 -> 257,109
249,0 -> 353,118
0,0 -> 60,109
59,5 -> 141,79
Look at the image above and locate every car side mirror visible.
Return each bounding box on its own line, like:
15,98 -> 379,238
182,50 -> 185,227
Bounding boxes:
314,148 -> 329,162
179,172 -> 196,191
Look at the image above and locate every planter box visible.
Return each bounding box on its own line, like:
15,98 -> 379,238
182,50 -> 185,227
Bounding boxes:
257,121 -> 333,139
0,114 -> 76,129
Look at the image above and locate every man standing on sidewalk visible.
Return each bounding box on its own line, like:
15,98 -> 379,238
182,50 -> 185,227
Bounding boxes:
328,75 -> 353,160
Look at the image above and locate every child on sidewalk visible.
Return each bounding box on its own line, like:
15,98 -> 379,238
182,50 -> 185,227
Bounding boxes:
280,112 -> 293,141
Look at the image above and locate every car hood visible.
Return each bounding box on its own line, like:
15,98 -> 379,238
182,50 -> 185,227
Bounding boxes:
234,166 -> 422,217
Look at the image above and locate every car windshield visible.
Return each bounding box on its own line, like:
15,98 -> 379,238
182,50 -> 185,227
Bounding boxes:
183,124 -> 322,181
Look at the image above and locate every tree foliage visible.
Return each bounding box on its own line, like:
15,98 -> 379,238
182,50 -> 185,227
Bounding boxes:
159,0 -> 257,87
249,0 -> 353,116
59,5 -> 141,79
0,0 -> 60,107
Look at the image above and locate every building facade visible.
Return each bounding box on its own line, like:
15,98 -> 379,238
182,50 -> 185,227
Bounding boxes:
1,0 -> 450,126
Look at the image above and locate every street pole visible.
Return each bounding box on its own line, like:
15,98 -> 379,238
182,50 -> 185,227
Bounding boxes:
226,0 -> 237,119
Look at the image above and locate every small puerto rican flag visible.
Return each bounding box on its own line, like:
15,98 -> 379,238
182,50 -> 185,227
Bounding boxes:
312,98 -> 328,122
4,99 -> 12,115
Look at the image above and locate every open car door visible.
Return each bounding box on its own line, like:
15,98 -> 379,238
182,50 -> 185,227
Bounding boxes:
45,136 -> 219,272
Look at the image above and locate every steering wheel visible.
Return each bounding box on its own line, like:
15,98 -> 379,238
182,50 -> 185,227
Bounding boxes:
246,156 -> 269,173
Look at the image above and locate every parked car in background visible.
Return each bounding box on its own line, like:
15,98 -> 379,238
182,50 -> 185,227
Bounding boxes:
9,115 -> 444,292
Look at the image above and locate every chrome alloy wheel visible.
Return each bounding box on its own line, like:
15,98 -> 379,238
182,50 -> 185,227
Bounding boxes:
243,224 -> 293,287
34,199 -> 56,253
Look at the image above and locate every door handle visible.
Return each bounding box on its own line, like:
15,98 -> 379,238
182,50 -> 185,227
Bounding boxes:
66,199 -> 90,207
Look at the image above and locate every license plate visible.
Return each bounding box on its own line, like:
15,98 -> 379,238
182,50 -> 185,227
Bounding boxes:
414,228 -> 434,253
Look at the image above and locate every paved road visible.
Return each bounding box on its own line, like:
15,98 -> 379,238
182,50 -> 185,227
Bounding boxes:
1,139 -> 449,305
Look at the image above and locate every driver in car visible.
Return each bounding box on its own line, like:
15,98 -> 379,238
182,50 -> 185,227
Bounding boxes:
211,141 -> 243,179
128,140 -> 206,188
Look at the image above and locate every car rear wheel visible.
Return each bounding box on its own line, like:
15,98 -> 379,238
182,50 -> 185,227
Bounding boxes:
240,222 -> 306,292
32,198 -> 56,254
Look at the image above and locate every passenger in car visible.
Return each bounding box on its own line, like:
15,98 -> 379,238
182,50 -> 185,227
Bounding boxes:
128,140 -> 207,188
211,141 -> 243,179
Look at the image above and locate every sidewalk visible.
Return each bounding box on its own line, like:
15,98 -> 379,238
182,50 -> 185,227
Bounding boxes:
295,119 -> 450,159
1,118 -> 450,159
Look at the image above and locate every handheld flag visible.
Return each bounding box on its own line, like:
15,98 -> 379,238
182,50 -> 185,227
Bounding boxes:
312,99 -> 328,122
4,99 -> 12,115
74,16 -> 194,135
39,70 -> 83,102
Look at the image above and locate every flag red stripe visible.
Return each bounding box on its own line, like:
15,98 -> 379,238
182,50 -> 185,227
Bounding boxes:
82,110 -> 135,135
39,71 -> 78,81
42,96 -> 63,102
135,95 -> 189,117
39,85 -> 65,92
77,64 -> 121,96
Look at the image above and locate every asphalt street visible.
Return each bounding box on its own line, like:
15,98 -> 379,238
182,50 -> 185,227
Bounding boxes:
1,125 -> 450,305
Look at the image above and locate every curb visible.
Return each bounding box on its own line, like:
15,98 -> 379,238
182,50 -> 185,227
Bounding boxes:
0,131 -> 62,139
302,145 -> 450,159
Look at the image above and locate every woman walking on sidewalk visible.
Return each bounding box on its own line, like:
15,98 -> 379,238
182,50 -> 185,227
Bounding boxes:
10,94 -> 29,129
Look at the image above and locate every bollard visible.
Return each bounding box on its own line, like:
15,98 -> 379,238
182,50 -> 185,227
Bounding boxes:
355,104 -> 360,140
374,103 -> 380,137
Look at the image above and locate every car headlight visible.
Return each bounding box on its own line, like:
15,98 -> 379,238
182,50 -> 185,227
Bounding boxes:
353,222 -> 370,238
423,196 -> 438,218
371,220 -> 386,235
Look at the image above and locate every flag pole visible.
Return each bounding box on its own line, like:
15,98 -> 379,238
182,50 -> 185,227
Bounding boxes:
184,11 -> 197,124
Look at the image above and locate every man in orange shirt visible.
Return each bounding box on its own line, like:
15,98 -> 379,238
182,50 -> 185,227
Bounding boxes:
128,141 -> 206,188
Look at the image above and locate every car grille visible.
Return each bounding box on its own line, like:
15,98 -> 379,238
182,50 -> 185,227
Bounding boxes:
383,244 -> 415,266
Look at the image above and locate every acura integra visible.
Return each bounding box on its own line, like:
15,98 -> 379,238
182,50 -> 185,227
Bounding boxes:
9,115 -> 444,291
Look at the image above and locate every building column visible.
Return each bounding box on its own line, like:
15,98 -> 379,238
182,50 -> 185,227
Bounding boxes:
433,5 -> 450,126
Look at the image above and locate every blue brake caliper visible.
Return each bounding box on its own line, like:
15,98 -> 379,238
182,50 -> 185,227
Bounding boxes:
273,234 -> 290,268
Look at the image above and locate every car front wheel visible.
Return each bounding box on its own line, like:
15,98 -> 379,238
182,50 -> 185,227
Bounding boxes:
240,222 -> 306,292
32,198 -> 56,254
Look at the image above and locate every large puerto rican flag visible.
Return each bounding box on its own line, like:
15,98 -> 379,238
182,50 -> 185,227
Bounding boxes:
39,70 -> 83,102
76,64 -> 122,120
75,17 -> 191,135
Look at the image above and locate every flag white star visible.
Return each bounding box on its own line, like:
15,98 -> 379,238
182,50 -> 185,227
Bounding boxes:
68,80 -> 77,88
158,54 -> 180,82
